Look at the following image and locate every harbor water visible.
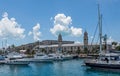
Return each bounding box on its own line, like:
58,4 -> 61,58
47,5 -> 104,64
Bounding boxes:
0,59 -> 120,76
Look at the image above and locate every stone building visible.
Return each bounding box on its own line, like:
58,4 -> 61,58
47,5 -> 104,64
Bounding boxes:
33,31 -> 112,54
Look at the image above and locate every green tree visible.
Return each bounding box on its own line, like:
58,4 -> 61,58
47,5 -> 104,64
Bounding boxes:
112,42 -> 118,50
25,49 -> 31,54
11,44 -> 15,48
84,47 -> 89,54
31,50 -> 35,55
76,49 -> 81,54
112,42 -> 118,46
116,46 -> 120,51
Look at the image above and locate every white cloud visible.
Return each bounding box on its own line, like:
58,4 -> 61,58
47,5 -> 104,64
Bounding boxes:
50,13 -> 82,37
0,12 -> 25,39
50,24 -> 70,36
28,23 -> 41,41
54,14 -> 72,26
70,26 -> 82,37
2,12 -> 8,18
28,31 -> 32,36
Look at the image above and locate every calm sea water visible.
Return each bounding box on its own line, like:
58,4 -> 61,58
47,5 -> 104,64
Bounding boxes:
0,59 -> 120,76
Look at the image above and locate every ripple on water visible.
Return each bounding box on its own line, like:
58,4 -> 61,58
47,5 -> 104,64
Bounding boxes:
0,59 -> 120,76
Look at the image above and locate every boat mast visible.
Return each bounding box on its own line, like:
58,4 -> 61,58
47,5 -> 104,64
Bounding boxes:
98,4 -> 102,54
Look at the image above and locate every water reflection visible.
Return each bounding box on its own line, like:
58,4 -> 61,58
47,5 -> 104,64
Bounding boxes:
8,65 -> 30,76
85,67 -> 120,76
0,59 -> 120,76
8,65 -> 29,71
30,62 -> 54,76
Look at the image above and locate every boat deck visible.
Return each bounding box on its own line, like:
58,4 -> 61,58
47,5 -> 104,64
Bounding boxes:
85,59 -> 120,65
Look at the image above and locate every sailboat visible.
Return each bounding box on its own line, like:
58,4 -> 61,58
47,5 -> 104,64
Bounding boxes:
84,5 -> 120,69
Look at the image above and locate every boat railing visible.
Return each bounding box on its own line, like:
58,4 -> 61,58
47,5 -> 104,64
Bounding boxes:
84,59 -> 97,63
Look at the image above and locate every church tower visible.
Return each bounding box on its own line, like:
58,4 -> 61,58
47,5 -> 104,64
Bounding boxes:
84,31 -> 88,48
58,33 -> 62,52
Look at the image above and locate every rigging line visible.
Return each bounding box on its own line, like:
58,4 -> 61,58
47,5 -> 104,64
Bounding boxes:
90,23 -> 99,51
96,34 -> 100,53
96,35 -> 99,45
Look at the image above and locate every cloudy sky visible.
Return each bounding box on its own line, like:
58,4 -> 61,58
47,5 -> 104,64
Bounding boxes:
0,0 -> 120,47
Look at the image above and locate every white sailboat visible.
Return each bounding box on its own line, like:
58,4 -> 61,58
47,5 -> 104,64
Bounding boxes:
84,4 -> 120,69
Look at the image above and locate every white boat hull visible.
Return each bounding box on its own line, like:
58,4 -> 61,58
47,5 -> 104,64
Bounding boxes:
5,59 -> 30,65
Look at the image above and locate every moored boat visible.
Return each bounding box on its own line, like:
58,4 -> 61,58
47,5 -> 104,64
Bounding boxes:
5,59 -> 30,65
84,4 -> 120,69
62,54 -> 73,60
85,52 -> 120,69
5,52 -> 30,65
48,53 -> 64,61
29,53 -> 54,63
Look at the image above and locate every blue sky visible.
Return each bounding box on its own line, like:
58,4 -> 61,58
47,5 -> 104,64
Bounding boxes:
0,0 -> 120,47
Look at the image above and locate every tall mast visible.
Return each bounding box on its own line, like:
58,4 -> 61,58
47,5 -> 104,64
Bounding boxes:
98,4 -> 102,54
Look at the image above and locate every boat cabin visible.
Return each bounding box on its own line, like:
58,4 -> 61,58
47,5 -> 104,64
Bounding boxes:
100,53 -> 120,61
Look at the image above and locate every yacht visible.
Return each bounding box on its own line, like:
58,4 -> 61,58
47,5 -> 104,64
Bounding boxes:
6,52 -> 23,59
48,53 -> 64,61
5,52 -> 30,65
48,53 -> 73,61
5,59 -> 30,65
29,52 -> 73,62
30,53 -> 54,62
85,52 -> 120,69
84,5 -> 120,69
62,54 -> 73,60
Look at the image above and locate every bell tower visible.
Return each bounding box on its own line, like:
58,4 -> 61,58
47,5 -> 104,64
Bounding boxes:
84,31 -> 88,47
58,33 -> 62,52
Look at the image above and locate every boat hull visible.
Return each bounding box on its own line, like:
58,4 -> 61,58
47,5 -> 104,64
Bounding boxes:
85,62 -> 120,69
5,60 -> 30,65
25,58 -> 54,63
31,59 -> 53,63
63,56 -> 73,60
